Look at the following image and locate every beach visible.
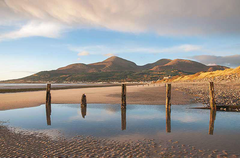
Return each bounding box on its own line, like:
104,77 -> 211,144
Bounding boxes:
1,83 -> 240,157
0,84 -> 193,111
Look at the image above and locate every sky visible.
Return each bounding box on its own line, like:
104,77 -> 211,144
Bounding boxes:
0,0 -> 240,81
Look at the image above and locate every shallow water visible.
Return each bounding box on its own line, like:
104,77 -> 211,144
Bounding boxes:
0,104 -> 240,154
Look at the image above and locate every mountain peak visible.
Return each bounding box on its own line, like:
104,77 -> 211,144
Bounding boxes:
103,56 -> 124,62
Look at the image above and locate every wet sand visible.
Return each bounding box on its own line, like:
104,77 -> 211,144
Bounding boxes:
0,84 -> 193,111
0,124 -> 238,157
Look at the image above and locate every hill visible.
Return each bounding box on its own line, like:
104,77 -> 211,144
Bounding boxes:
3,56 -> 229,83
160,66 -> 240,83
150,59 -> 227,73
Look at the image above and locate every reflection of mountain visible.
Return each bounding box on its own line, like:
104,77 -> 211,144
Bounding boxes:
6,56 -> 228,83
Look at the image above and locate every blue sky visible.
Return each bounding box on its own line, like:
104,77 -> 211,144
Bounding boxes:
1,0 -> 240,81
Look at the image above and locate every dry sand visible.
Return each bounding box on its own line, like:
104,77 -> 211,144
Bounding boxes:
0,84 -> 194,111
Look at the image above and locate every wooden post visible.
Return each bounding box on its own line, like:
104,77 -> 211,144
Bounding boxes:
46,84 -> 51,106
209,82 -> 216,110
121,108 -> 126,130
81,94 -> 87,107
121,84 -> 126,108
81,94 -> 87,118
166,84 -> 171,109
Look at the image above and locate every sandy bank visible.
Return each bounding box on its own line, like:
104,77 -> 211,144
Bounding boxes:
0,85 -> 193,111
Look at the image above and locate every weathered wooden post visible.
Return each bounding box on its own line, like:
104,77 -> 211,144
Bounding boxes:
81,94 -> 87,107
208,109 -> 216,135
121,84 -> 126,108
166,84 -> 171,109
209,82 -> 216,110
121,108 -> 126,130
81,94 -> 87,118
46,84 -> 51,106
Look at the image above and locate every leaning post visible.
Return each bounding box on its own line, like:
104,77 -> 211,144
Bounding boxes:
209,82 -> 216,110
166,84 -> 171,109
46,84 -> 51,106
81,94 -> 87,107
121,84 -> 127,108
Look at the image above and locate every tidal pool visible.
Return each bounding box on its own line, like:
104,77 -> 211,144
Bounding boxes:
0,104 -> 240,154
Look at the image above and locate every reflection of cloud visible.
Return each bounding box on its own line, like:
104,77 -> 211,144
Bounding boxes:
173,115 -> 203,123
8,126 -> 62,139
128,114 -> 164,120
69,110 -> 116,122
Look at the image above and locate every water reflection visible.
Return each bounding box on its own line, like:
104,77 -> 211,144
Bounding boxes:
81,94 -> 87,118
45,85 -> 51,126
81,105 -> 87,118
45,102 -> 51,126
166,108 -> 171,133
121,108 -> 126,130
209,109 -> 216,135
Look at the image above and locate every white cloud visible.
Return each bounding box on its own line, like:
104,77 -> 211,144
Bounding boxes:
191,55 -> 240,67
179,45 -> 202,52
0,21 -> 63,41
104,53 -> 115,57
78,51 -> 90,56
69,44 -> 202,55
2,0 -> 240,36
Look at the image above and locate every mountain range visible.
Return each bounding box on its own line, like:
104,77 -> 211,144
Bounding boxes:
6,56 -> 228,83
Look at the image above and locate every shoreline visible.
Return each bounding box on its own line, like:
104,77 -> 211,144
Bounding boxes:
0,84 -> 194,111
0,83 -> 141,93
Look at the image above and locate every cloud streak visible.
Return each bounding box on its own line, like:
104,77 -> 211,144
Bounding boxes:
0,21 -> 64,41
1,0 -> 240,37
68,44 -> 202,55
191,55 -> 240,67
78,51 -> 90,56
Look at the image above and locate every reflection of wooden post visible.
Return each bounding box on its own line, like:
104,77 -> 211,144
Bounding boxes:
166,108 -> 171,133
121,108 -> 126,130
81,105 -> 87,118
166,84 -> 171,109
46,84 -> 51,125
121,84 -> 126,108
209,109 -> 216,135
46,103 -> 51,125
81,94 -> 87,118
209,82 -> 216,110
